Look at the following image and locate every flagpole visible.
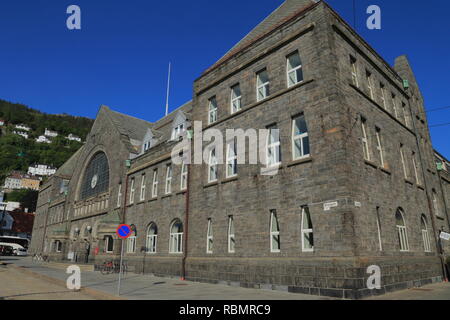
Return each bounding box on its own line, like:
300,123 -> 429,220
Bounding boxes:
165,62 -> 171,117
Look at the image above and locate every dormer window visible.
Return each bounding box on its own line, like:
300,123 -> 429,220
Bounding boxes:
143,141 -> 151,152
171,123 -> 185,140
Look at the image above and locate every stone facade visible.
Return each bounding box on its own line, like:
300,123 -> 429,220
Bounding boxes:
29,0 -> 450,299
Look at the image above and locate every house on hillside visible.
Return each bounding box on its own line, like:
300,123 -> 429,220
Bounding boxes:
13,131 -> 29,139
44,128 -> 58,138
28,164 -> 56,177
0,119 -> 5,126
66,133 -> 81,142
3,172 -> 24,190
36,135 -> 51,144
15,124 -> 30,131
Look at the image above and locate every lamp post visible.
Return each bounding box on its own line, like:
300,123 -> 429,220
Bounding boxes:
0,202 -> 7,237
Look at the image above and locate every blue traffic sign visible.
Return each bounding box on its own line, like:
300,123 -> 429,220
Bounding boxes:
116,224 -> 132,239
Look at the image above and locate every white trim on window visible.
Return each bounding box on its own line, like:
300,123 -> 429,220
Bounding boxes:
350,56 -> 359,87
151,169 -> 158,198
380,83 -> 387,110
267,125 -> 281,167
301,207 -> 314,252
228,216 -> 235,253
366,71 -> 374,99
412,152 -> 421,185
208,148 -> 218,183
171,123 -> 185,141
400,144 -> 409,179
396,209 -> 409,252
226,138 -> 238,178
376,208 -> 383,252
231,84 -> 242,114
375,128 -> 384,168
127,236 -> 136,253
402,102 -> 411,128
105,235 -> 114,253
129,178 -> 135,204
206,218 -> 213,254
432,190 -> 441,217
256,70 -> 269,101
421,215 -> 431,253
208,97 -> 218,125
361,118 -> 370,161
140,173 -> 146,201
391,94 -> 399,118
117,183 -> 122,208
180,162 -> 188,190
169,220 -> 183,254
270,210 -> 280,253
287,51 -> 303,87
165,165 -> 172,194
146,223 -> 157,254
292,115 -> 310,160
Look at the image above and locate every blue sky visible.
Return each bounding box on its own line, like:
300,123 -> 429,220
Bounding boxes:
0,0 -> 449,157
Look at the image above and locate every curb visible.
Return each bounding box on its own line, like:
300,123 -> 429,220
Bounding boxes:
7,264 -> 126,300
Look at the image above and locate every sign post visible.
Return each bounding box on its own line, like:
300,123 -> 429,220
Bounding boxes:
116,224 -> 132,296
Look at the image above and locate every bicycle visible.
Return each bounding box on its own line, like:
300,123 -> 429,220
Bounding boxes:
100,260 -> 114,275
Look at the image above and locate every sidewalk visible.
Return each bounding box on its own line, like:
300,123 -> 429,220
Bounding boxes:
3,257 -> 330,300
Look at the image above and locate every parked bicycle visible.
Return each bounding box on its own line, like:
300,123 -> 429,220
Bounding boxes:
99,260 -> 128,275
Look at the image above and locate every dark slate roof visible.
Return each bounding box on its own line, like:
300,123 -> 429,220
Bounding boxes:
104,106 -> 153,141
206,0 -> 318,74
54,145 -> 85,178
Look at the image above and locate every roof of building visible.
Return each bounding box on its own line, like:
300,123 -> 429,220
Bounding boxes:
205,0 -> 318,74
54,145 -> 85,179
9,211 -> 35,234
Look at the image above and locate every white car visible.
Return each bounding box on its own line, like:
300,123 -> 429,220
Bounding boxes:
0,242 -> 27,256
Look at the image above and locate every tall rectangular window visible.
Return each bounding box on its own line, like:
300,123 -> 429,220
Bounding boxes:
117,183 -> 122,208
412,152 -> 421,185
301,207 -> 314,252
402,103 -> 411,128
151,169 -> 158,198
230,84 -> 242,114
165,165 -> 172,194
228,216 -> 235,253
180,162 -> 188,190
129,178 -> 135,204
391,94 -> 399,118
376,208 -> 383,251
270,210 -> 280,253
287,51 -> 303,87
366,71 -> 374,99
292,115 -> 310,160
256,69 -> 269,101
208,97 -> 218,124
380,83 -> 387,110
350,56 -> 359,87
206,219 -> 213,254
400,144 -> 409,179
127,236 -> 136,253
226,138 -> 238,178
267,125 -> 281,167
208,148 -> 218,182
361,117 -> 370,161
140,173 -> 146,201
375,127 -> 384,168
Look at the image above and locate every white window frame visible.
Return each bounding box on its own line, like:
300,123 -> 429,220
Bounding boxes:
400,144 -> 409,179
403,103 -> 411,128
208,97 -> 218,125
380,83 -> 387,110
267,125 -> 281,167
206,219 -> 213,254
301,207 -> 314,252
129,178 -> 135,204
396,210 -> 409,252
292,115 -> 310,161
270,210 -> 280,253
169,221 -> 183,254
361,118 -> 370,161
350,56 -> 359,87
432,190 -> 441,217
256,70 -> 269,101
151,169 -> 158,198
226,139 -> 238,178
127,236 -> 136,253
180,162 -> 188,190
228,216 -> 235,253
412,152 -> 421,185
376,210 -> 383,252
367,71 -> 374,99
105,235 -> 114,253
391,94 -> 399,118
139,173 -> 146,202
231,84 -> 242,114
208,148 -> 218,183
375,128 -> 384,168
286,51 -> 303,88
171,123 -> 185,141
421,215 -> 431,253
117,183 -> 122,208
146,224 -> 157,254
165,165 -> 172,194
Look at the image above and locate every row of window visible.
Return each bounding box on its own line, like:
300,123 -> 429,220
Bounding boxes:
350,55 -> 412,127
108,208 -> 314,255
392,209 -> 432,252
207,51 -> 304,125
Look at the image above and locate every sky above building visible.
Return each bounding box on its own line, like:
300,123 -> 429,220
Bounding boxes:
0,0 -> 449,157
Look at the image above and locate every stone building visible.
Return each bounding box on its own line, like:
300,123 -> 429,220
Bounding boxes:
30,0 -> 450,298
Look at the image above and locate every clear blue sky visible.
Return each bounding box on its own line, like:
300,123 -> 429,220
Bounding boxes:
0,0 -> 449,157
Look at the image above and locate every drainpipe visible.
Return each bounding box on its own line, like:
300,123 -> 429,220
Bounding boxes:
181,141 -> 191,280
407,96 -> 448,281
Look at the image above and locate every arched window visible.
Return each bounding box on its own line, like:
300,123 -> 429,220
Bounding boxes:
432,189 -> 441,217
421,215 -> 431,252
301,206 -> 314,252
206,219 -> 213,254
169,220 -> 183,253
127,226 -> 137,253
270,210 -> 280,252
228,216 -> 235,253
146,223 -> 158,253
395,209 -> 409,251
80,152 -> 110,200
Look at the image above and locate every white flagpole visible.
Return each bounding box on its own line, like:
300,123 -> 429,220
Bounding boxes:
165,62 -> 171,116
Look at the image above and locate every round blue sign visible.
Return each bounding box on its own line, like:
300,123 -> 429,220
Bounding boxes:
116,224 -> 132,239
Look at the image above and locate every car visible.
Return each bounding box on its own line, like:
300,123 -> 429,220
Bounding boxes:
0,242 -> 27,256
0,244 -> 14,256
